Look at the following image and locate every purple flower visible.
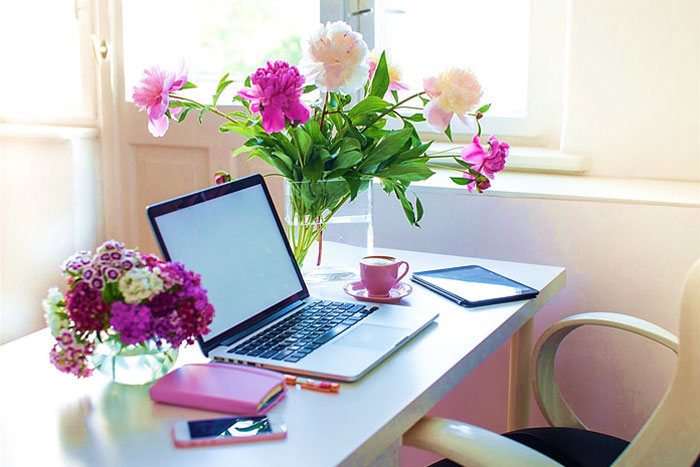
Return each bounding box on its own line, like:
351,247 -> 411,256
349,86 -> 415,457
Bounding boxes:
483,136 -> 509,178
104,267 -> 120,281
65,281 -> 109,332
110,302 -> 156,345
90,277 -> 105,290
82,268 -> 96,281
110,251 -> 123,261
238,61 -> 310,133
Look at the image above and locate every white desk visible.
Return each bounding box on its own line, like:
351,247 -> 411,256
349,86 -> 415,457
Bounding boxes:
0,246 -> 564,466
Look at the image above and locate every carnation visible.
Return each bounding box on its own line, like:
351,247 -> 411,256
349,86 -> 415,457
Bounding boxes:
118,268 -> 165,304
44,240 -> 215,379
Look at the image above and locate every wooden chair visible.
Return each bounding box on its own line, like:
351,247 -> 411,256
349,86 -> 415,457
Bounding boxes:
404,259 -> 700,466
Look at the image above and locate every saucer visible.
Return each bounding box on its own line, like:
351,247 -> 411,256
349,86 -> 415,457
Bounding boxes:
343,281 -> 413,304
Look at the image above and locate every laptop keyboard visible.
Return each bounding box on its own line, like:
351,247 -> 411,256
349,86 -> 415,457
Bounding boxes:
228,300 -> 377,363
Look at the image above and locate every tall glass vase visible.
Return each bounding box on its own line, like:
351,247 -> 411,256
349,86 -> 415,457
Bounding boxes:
285,178 -> 373,282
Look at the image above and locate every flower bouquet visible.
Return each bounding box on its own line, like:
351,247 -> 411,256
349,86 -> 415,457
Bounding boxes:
133,21 -> 509,268
43,240 -> 215,384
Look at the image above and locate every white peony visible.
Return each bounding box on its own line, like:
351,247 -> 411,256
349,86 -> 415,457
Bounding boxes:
118,268 -> 164,304
299,21 -> 369,94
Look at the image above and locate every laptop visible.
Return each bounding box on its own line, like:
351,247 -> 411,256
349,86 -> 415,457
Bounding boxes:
147,174 -> 438,382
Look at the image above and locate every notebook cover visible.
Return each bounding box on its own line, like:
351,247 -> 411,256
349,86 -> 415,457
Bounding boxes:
149,363 -> 286,415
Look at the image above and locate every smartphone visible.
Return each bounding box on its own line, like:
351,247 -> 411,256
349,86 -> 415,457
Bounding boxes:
171,415 -> 287,448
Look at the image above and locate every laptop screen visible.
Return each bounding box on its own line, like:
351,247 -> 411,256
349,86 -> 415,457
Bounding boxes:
150,180 -> 305,343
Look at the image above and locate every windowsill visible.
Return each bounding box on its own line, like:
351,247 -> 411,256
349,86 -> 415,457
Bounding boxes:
409,168 -> 700,208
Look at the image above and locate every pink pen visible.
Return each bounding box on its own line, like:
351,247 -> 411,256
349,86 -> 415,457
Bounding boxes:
284,375 -> 340,393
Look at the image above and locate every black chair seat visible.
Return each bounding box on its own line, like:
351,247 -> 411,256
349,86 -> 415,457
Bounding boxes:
428,426 -> 700,467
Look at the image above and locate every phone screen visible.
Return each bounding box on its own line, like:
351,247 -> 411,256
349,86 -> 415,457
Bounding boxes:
188,416 -> 272,439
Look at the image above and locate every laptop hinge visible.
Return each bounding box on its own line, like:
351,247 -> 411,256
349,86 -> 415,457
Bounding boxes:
217,300 -> 308,349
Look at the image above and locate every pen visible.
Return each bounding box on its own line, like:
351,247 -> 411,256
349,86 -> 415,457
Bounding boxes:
284,375 -> 340,393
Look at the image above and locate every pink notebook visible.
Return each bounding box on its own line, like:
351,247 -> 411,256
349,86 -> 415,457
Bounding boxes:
149,363 -> 286,415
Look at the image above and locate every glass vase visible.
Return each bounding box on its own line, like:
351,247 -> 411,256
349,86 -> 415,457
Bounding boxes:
91,338 -> 178,386
285,178 -> 373,282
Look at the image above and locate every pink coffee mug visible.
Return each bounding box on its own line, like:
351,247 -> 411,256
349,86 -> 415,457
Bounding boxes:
359,255 -> 409,296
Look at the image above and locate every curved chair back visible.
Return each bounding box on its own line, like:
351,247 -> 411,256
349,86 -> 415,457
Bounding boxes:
613,259 -> 700,466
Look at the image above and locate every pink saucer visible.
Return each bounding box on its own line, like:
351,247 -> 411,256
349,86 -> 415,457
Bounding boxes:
343,281 -> 413,304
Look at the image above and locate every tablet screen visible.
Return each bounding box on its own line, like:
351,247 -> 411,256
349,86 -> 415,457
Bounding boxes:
413,265 -> 538,305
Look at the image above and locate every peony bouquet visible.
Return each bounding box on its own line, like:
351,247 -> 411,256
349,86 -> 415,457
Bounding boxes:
133,21 -> 509,266
43,240 -> 215,378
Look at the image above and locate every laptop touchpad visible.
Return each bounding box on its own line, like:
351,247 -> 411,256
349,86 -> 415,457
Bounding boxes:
332,324 -> 410,350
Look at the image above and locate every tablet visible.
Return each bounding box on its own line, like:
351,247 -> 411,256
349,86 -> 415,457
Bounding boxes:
411,265 -> 539,307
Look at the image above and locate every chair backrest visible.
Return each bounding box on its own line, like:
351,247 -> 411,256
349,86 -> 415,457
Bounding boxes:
612,258 -> 700,466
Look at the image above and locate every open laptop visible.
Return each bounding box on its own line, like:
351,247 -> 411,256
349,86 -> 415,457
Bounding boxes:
147,174 -> 438,382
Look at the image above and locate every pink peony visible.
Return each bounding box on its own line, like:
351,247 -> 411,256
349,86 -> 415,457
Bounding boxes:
423,68 -> 483,132
460,135 -> 509,192
300,21 -> 369,93
367,49 -> 408,91
238,61 -> 310,133
132,64 -> 188,137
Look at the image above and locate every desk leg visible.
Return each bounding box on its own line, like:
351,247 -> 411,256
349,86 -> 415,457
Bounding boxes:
370,439 -> 401,467
507,317 -> 533,431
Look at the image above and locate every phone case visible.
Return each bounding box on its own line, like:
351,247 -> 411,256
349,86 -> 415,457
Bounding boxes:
171,423 -> 287,448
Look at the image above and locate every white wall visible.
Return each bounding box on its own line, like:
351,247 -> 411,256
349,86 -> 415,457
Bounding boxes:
0,133 -> 102,343
560,0 -> 700,181
372,189 -> 700,466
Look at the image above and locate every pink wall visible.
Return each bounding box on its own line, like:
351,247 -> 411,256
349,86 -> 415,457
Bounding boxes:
371,189 -> 698,466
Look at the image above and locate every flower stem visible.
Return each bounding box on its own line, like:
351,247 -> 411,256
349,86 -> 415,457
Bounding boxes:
362,91 -> 426,132
319,92 -> 329,131
169,95 -> 237,123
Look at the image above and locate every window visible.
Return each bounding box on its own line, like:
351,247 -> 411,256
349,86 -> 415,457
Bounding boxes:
370,0 -> 566,146
122,0 -> 321,102
0,0 -> 95,125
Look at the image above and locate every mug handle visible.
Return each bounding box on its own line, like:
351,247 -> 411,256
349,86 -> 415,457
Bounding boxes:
395,261 -> 410,284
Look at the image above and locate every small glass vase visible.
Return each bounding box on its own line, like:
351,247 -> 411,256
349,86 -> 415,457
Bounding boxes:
285,178 -> 373,282
91,338 -> 178,386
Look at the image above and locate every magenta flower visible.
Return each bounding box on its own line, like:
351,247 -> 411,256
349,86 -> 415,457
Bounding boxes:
132,64 -> 188,137
238,61 -> 310,133
460,135 -> 509,192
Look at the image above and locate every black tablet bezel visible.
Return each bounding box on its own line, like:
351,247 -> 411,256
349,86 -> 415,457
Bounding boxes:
411,264 -> 539,307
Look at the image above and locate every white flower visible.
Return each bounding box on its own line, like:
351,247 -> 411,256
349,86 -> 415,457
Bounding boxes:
118,268 -> 164,304
299,21 -> 369,94
43,287 -> 68,337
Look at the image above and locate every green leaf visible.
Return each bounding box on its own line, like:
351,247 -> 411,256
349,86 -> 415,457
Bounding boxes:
391,90 -> 399,104
378,164 -> 434,182
394,141 -> 433,164
302,150 -> 323,182
296,128 -> 312,158
360,127 -> 413,172
213,73 -> 233,106
416,197 -> 424,223
302,84 -> 317,94
333,150 -> 363,170
219,121 -> 256,138
393,186 -> 416,225
343,173 -> 362,201
404,113 -> 426,122
272,133 -> 299,160
199,105 -> 213,124
450,176 -> 471,185
476,103 -> 492,114
303,120 -> 327,145
369,51 -> 390,98
244,76 -> 251,87
177,108 -> 192,123
444,124 -> 453,142
232,145 -> 253,157
348,96 -> 391,121
454,157 -> 472,169
420,96 -> 430,105
182,81 -> 197,89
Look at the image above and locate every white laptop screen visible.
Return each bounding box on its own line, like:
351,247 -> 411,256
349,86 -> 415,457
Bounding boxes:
152,183 -> 304,341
